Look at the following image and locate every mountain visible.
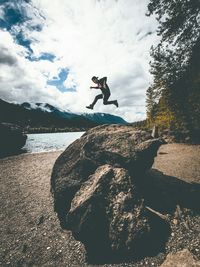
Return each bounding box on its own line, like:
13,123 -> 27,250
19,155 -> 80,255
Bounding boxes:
0,99 -> 127,132
82,112 -> 126,125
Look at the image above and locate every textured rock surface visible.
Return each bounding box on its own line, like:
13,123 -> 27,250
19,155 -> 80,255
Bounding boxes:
51,125 -> 163,227
51,125 -> 166,260
160,249 -> 200,267
66,164 -> 170,261
0,123 -> 27,155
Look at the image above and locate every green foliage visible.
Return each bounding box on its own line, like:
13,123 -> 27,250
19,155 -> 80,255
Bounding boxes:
147,0 -> 200,47
146,0 -> 200,137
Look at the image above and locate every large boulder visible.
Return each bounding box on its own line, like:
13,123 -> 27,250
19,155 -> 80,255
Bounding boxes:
51,125 -> 166,260
0,123 -> 27,156
51,125 -> 163,228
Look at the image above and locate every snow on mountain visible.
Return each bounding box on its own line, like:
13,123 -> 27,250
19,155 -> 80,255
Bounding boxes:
0,98 -> 128,131
19,101 -> 128,125
22,102 -> 73,114
22,102 -> 52,112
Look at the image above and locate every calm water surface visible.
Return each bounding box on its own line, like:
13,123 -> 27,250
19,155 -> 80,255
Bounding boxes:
23,132 -> 85,153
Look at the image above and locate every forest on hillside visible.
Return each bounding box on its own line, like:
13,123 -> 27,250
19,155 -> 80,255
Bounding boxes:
146,0 -> 200,142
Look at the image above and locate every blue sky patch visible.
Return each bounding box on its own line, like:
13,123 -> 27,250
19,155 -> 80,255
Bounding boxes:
0,0 -> 43,55
38,53 -> 56,62
29,53 -> 56,62
0,1 -> 31,54
0,2 -> 27,30
0,18 -> 7,29
4,6 -> 25,26
16,31 -> 33,54
47,69 -> 76,92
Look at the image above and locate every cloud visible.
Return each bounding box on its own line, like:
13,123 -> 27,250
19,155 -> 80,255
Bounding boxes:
0,0 -> 159,122
0,29 -> 59,104
0,47 -> 17,66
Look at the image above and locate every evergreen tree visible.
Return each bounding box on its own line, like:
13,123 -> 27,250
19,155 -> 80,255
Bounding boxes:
146,0 -> 200,138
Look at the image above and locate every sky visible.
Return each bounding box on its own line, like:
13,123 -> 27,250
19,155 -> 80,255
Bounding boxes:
0,0 -> 159,122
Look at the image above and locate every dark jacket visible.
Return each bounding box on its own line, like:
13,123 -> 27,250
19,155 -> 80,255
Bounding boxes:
98,77 -> 110,95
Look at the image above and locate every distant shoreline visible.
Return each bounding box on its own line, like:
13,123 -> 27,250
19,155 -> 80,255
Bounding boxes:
23,127 -> 90,134
0,131 -> 84,158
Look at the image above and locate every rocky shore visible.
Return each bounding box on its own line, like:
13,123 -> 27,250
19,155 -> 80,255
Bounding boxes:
0,126 -> 199,266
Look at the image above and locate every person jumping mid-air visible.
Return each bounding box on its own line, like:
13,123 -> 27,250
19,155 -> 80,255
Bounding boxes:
86,76 -> 118,110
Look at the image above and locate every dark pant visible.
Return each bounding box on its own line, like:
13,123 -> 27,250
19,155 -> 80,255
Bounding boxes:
91,92 -> 116,107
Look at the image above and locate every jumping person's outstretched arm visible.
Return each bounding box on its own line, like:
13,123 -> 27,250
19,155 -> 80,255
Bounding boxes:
90,86 -> 99,89
90,76 -> 107,89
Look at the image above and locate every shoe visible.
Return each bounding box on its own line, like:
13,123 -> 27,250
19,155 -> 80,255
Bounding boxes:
114,100 -> 119,107
86,105 -> 93,110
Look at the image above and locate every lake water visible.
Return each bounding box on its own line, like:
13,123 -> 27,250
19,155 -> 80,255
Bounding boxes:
23,132 -> 85,153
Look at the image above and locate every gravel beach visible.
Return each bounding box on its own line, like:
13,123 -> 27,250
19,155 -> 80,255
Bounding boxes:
0,144 -> 199,267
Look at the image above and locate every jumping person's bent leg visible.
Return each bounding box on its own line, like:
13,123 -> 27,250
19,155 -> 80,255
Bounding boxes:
91,94 -> 103,107
103,93 -> 118,107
